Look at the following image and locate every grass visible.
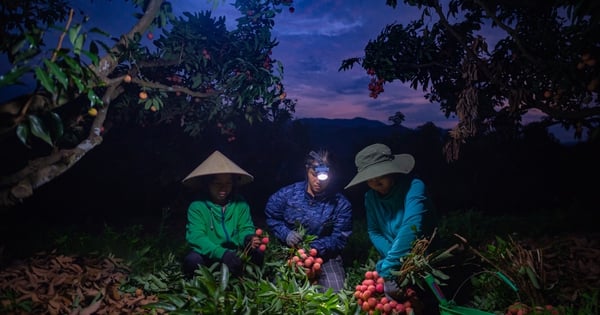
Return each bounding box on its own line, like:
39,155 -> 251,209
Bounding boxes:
1,208 -> 598,314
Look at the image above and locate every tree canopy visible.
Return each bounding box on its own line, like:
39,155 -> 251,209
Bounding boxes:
0,0 -> 295,208
341,0 -> 600,159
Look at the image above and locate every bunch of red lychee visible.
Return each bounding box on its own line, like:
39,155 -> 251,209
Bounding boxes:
286,247 -> 324,282
354,270 -> 416,314
255,228 -> 269,252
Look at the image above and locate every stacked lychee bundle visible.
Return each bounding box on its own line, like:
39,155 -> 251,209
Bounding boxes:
354,270 -> 417,315
286,247 -> 324,282
255,228 -> 270,252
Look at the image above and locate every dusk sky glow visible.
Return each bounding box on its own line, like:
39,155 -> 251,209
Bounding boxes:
10,0 -> 573,142
74,0 -> 459,129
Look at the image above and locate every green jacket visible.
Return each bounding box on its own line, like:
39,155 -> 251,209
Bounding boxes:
186,195 -> 256,260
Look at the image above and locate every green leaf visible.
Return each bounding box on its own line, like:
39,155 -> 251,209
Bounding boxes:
34,67 -> 56,94
0,65 -> 31,88
89,41 -> 99,55
44,59 -> 68,88
88,27 -> 110,37
220,264 -> 230,291
28,115 -> 53,146
16,123 -> 31,148
81,50 -> 99,66
87,90 -> 103,106
73,34 -> 84,54
49,112 -> 64,140
68,24 -> 82,49
10,38 -> 27,56
72,77 -> 85,92
62,56 -> 81,74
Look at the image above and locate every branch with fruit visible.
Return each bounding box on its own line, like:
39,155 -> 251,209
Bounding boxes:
391,229 -> 457,289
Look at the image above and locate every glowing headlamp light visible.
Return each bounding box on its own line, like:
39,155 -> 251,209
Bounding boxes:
314,165 -> 329,181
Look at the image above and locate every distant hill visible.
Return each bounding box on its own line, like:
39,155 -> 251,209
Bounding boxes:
294,117 -> 412,159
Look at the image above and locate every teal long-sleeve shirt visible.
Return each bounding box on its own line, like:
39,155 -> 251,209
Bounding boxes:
365,177 -> 430,278
186,195 -> 256,261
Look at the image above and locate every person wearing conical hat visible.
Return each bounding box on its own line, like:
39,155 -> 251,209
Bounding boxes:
345,143 -> 436,311
182,150 -> 263,278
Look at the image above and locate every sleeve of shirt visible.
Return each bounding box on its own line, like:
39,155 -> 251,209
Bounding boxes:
186,201 -> 227,260
377,179 -> 428,278
365,191 -> 392,257
234,198 -> 257,246
264,187 -> 293,244
309,195 -> 353,259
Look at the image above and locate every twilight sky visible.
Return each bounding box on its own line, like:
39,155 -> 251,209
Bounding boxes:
73,0 -> 457,130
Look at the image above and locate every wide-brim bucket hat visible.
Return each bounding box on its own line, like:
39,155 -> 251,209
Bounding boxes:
344,143 -> 414,189
182,150 -> 254,186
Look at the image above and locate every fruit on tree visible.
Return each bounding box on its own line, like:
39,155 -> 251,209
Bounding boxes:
88,108 -> 98,116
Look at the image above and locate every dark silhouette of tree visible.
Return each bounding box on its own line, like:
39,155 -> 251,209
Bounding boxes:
340,0 -> 600,160
0,0 -> 295,208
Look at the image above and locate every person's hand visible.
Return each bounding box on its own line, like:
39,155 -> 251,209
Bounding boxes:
384,279 -> 403,302
286,231 -> 302,247
244,234 -> 261,249
248,247 -> 265,266
221,251 -> 243,276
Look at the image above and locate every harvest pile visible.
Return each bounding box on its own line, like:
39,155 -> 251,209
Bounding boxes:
286,247 -> 324,282
353,270 -> 419,315
0,252 -> 157,314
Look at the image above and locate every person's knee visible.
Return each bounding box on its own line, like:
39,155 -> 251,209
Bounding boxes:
183,251 -> 206,278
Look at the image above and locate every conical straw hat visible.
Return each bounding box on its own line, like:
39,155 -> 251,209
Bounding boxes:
182,150 -> 254,186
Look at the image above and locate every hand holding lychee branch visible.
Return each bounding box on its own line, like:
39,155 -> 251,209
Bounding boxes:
241,228 -> 270,259
391,229 -> 451,289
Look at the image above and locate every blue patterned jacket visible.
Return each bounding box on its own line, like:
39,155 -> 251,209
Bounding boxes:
265,181 -> 353,259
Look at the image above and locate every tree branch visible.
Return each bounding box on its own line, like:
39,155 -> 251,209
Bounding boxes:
0,0 -> 164,210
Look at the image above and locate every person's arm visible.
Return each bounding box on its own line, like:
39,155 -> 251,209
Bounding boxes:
186,201 -> 227,260
366,191 -> 392,256
377,179 -> 428,278
309,195 -> 353,259
264,187 -> 294,243
232,196 -> 258,247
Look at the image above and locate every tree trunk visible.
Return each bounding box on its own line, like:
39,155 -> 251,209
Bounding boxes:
0,0 -> 164,210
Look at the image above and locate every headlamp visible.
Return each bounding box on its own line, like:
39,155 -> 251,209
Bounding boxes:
308,150 -> 330,181
314,165 -> 329,181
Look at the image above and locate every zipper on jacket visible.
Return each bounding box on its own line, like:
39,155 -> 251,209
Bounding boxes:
221,205 -> 231,243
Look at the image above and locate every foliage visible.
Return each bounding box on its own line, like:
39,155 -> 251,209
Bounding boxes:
390,231 -> 453,290
0,0 -> 296,208
2,209 -> 598,314
0,0 -> 294,144
340,0 -> 600,158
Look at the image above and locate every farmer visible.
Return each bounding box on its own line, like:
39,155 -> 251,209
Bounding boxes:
182,150 -> 264,279
265,149 -> 352,292
345,143 -> 436,306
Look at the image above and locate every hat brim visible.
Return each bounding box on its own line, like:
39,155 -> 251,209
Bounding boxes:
344,154 -> 414,189
182,150 -> 254,187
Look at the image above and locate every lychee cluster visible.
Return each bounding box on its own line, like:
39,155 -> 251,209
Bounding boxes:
368,76 -> 385,99
354,270 -> 417,315
286,247 -> 324,282
255,228 -> 269,252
